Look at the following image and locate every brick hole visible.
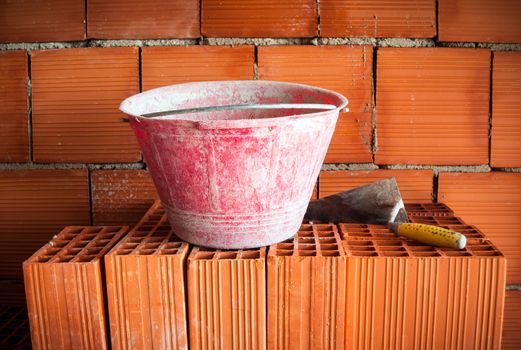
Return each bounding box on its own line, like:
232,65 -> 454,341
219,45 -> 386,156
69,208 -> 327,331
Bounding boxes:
275,250 -> 292,256
77,255 -> 95,262
469,245 -> 494,251
350,246 -> 375,252
317,231 -> 335,237
195,252 -> 215,260
280,238 -> 294,243
84,227 -> 103,234
315,224 -> 335,231
148,214 -> 162,222
142,243 -> 161,250
164,242 -> 182,249
217,252 -> 237,259
50,240 -> 69,248
138,224 -> 155,231
78,233 -> 97,240
67,227 -> 83,234
154,226 -> 171,233
151,230 -> 168,237
441,251 -> 472,257
412,251 -> 441,257
43,247 -> 61,256
322,251 -> 340,257
137,249 -> 156,255
473,250 -> 501,256
159,249 -> 178,255
297,237 -> 315,244
380,251 -> 409,257
99,232 -> 116,239
35,256 -> 52,263
92,239 -> 111,247
320,244 -> 338,250
60,233 -> 77,241
318,237 -> 336,243
64,248 -> 82,255
72,240 -> 90,249
351,252 -> 378,257
240,251 -> 260,259
348,241 -> 373,246
85,247 -> 102,255
276,243 -> 293,250
298,231 -> 314,238
407,245 -> 436,251
298,250 -> 316,256
130,231 -> 148,238
117,249 -> 133,255
379,246 -> 406,252
144,237 -> 165,243
298,244 -> 316,251
299,225 -> 313,231
57,255 -> 74,263
376,241 -> 402,246
349,232 -> 372,237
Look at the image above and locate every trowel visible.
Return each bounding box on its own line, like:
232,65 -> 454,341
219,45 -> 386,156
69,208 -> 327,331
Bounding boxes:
305,177 -> 467,249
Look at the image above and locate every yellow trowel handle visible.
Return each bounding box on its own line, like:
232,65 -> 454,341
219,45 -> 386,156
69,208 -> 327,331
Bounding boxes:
390,223 -> 467,249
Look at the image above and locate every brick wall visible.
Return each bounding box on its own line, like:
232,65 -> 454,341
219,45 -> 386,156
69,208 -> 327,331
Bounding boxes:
0,1 -> 520,344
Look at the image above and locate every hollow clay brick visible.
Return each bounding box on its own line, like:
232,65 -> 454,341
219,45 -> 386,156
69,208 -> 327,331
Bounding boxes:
0,306 -> 31,349
0,169 -> 90,279
91,169 -> 158,226
376,48 -> 490,165
502,291 -> 521,350
0,51 -> 28,163
31,47 -> 140,163
318,169 -> 433,202
105,201 -> 190,350
491,52 -> 521,167
88,0 -> 199,39
142,46 -> 254,91
0,0 -> 85,43
267,224 -> 346,349
320,0 -> 436,38
202,0 -> 317,38
258,45 -> 373,163
341,228 -> 506,350
188,246 -> 266,349
439,172 -> 521,284
439,0 -> 521,43
23,226 -> 127,350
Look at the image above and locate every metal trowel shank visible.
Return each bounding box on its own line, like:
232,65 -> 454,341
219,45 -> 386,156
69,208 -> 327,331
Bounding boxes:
304,177 -> 408,224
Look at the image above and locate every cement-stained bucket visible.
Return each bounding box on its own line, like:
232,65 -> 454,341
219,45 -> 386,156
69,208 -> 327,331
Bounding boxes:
120,80 -> 348,249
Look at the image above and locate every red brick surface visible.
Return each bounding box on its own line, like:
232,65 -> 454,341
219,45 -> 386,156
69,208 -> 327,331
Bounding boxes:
503,291 -> 521,350
31,47 -> 140,163
201,0 -> 317,37
0,169 -> 90,279
319,169 -> 433,202
439,0 -> 521,43
0,51 -> 28,162
376,48 -> 490,165
91,169 -> 158,225
88,0 -> 199,39
0,0 -> 85,43
142,46 -> 254,91
491,52 -> 521,167
258,45 -> 373,163
320,0 -> 436,38
438,172 -> 521,284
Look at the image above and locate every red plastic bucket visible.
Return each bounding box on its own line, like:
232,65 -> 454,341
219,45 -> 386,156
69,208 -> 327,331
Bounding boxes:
120,81 -> 348,249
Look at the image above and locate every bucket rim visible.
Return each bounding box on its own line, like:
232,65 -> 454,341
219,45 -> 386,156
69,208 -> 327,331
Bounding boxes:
119,80 -> 348,128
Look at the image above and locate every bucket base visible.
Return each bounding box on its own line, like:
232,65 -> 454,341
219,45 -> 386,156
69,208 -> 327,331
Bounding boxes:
164,202 -> 307,249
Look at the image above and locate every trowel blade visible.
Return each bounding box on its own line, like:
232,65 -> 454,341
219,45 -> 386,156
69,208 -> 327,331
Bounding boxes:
304,177 -> 409,225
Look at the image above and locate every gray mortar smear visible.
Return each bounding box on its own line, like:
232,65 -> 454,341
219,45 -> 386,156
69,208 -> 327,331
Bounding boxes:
382,164 -> 492,174
321,163 -> 379,171
0,162 -> 146,171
